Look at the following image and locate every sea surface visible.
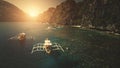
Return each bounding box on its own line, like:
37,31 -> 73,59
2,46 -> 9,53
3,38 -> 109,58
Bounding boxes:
0,22 -> 120,68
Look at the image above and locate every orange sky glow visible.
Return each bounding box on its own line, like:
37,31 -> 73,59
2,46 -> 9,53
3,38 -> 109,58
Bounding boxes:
5,0 -> 66,17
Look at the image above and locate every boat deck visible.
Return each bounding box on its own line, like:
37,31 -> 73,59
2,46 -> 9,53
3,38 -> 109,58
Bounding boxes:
31,43 -> 64,54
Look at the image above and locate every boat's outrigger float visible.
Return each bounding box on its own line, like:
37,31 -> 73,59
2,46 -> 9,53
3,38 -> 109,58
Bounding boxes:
31,38 -> 64,54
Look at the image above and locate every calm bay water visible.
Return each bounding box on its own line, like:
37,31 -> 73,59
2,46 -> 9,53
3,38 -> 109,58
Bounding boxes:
0,22 -> 120,68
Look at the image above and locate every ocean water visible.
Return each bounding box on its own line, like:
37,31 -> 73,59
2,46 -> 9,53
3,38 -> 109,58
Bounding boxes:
0,22 -> 120,68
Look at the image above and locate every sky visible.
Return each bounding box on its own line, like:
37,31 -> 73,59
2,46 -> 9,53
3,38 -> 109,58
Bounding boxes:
4,0 -> 81,16
4,0 -> 81,17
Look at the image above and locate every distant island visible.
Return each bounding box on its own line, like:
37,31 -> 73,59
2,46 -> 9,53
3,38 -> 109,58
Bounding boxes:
0,0 -> 120,33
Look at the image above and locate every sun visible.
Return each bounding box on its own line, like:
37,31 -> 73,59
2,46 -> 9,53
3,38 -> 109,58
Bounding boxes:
29,12 -> 38,17
28,11 -> 39,17
28,10 -> 39,17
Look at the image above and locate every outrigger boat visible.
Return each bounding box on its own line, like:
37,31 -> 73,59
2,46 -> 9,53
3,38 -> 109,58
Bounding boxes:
8,32 -> 33,45
8,32 -> 33,41
31,38 -> 64,54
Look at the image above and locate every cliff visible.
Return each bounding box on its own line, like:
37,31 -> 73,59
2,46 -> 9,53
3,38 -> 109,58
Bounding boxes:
39,0 -> 120,33
77,0 -> 120,33
38,7 -> 55,23
0,0 -> 29,22
38,0 -> 78,25
50,0 -> 78,25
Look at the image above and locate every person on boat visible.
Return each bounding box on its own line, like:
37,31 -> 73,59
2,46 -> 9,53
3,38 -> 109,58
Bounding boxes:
43,38 -> 52,54
18,33 -> 26,45
18,33 -> 26,41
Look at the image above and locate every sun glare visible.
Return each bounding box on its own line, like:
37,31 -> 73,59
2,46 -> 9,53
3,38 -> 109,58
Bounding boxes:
28,9 -> 40,17
29,12 -> 38,17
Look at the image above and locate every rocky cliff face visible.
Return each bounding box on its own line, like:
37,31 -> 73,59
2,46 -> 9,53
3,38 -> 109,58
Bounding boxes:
39,0 -> 78,25
50,0 -> 78,25
81,0 -> 120,33
39,0 -> 120,33
38,7 -> 55,23
0,0 -> 28,22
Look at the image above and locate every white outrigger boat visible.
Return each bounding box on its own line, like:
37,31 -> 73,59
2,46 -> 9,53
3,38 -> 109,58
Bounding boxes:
31,38 -> 64,54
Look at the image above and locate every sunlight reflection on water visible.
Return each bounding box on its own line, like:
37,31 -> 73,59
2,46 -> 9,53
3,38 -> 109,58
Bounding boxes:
1,22 -> 119,68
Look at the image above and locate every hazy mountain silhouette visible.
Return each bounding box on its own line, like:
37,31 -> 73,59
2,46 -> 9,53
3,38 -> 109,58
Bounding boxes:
0,0 -> 29,22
